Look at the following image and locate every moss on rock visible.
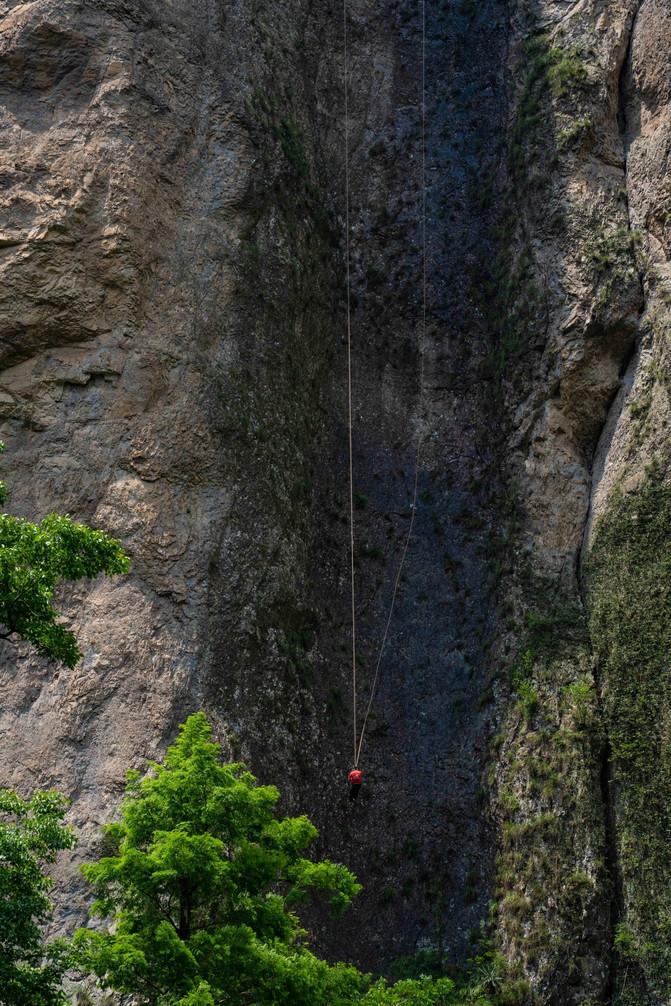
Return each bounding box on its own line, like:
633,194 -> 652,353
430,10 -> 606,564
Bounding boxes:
586,468 -> 671,1003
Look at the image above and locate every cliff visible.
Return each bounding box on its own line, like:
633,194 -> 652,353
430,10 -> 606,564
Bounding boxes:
0,0 -> 669,1002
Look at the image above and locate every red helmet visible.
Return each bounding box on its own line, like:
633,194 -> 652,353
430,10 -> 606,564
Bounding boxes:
348,768 -> 363,785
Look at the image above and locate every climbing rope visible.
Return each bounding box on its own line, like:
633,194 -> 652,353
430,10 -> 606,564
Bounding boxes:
345,0 -> 428,769
343,0 -> 358,769
354,0 -> 428,769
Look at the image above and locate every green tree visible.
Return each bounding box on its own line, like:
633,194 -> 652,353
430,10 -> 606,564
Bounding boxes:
0,788 -> 75,1006
74,714 -> 364,1005
359,976 -> 485,1006
0,443 -> 130,667
73,714 -> 503,1005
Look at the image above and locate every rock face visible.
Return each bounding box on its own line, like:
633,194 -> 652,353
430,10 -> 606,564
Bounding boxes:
0,0 -> 670,1001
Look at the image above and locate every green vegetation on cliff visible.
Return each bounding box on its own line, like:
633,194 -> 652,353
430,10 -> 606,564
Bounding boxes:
586,467 -> 671,1003
491,559 -> 607,997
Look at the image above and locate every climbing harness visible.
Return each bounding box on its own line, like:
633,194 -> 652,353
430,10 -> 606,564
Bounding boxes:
344,0 -> 428,778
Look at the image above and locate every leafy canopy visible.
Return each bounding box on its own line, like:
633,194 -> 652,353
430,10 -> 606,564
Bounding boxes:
73,714 -> 508,1005
74,714 -> 363,1005
0,788 -> 75,1006
0,442 -> 130,667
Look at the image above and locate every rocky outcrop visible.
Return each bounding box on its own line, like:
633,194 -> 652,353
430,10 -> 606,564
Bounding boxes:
0,0 -> 670,1001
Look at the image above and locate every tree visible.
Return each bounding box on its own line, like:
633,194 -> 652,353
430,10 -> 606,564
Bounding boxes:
0,443 -> 130,667
0,788 -> 75,1006
72,714 -> 505,1006
74,714 -> 364,1005
359,976 -> 480,1006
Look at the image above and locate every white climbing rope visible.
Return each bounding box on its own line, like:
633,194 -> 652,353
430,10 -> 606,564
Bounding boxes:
354,0 -> 428,769
343,0 -> 358,768
344,0 -> 428,769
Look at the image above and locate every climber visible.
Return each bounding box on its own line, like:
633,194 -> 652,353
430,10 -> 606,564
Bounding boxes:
348,767 -> 363,800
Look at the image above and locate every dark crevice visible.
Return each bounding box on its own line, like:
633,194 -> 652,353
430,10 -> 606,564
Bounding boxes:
617,335 -> 638,381
579,459 -> 623,1006
617,1 -> 645,155
577,485 -> 622,1006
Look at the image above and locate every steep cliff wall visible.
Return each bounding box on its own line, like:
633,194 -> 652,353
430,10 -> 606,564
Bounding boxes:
0,0 -> 345,938
0,0 -> 670,1002
492,0 -> 671,1002
583,3 -> 671,1002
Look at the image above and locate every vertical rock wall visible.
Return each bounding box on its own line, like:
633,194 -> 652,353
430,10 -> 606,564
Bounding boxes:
490,1 -> 643,1000
0,0 -> 671,1001
583,2 -> 671,1001
491,0 -> 671,1001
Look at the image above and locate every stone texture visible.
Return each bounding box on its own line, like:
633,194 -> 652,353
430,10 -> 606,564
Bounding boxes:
0,0 -> 670,1001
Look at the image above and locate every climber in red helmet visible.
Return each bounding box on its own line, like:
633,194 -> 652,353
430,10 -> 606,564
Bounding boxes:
348,767 -> 363,800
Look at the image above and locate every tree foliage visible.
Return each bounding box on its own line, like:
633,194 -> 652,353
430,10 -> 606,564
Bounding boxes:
74,714 -> 363,1005
0,788 -> 75,1006
73,714 -> 507,1005
0,442 -> 130,667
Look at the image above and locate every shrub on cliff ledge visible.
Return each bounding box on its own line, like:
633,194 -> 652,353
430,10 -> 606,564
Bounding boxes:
0,442 -> 130,667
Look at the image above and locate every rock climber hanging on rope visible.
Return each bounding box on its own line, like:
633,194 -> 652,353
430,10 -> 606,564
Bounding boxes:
342,0 -> 427,802
348,767 -> 363,800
